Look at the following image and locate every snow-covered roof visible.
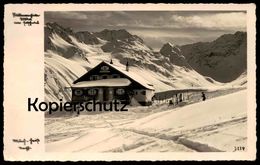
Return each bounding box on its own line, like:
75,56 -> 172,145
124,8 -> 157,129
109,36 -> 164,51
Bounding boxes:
72,78 -> 131,88
103,61 -> 155,90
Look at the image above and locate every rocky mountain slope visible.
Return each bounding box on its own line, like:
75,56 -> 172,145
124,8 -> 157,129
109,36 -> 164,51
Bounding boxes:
181,32 -> 247,83
44,22 -> 244,102
160,42 -> 191,68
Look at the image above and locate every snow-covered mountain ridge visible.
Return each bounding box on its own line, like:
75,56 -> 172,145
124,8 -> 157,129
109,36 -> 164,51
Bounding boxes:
180,31 -> 247,83
44,22 -> 245,102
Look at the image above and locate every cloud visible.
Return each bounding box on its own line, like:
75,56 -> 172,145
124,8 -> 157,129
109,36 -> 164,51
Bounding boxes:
45,11 -> 88,20
170,12 -> 246,30
128,27 -> 237,50
45,11 -> 246,31
44,11 -> 247,48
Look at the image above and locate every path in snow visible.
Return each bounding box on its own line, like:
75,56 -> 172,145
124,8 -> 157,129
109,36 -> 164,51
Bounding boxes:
45,89 -> 247,152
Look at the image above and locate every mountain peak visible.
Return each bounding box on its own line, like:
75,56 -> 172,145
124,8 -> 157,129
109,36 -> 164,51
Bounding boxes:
234,31 -> 246,35
101,29 -> 130,34
45,22 -> 74,36
159,42 -> 188,67
46,22 -> 67,30
94,29 -> 135,42
75,31 -> 100,45
46,22 -> 59,27
164,42 -> 175,47
160,42 -> 181,55
94,29 -> 144,44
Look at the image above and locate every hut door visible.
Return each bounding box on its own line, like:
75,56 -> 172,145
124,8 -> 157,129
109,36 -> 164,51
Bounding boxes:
103,88 -> 109,102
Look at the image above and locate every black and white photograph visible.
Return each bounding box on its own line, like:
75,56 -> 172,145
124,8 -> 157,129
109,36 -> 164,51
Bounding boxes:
3,4 -> 256,161
44,10 -> 248,152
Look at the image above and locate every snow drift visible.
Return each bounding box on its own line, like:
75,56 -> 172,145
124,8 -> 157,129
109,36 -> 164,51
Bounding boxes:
46,90 -> 247,152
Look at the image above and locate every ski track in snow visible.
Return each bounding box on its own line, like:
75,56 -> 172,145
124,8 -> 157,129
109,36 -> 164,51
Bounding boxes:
45,89 -> 247,152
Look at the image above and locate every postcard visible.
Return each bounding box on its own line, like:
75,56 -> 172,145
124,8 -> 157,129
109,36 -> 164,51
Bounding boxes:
3,3 -> 256,161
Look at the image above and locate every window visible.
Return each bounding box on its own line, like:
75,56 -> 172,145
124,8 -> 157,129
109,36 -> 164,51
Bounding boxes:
90,75 -> 99,80
101,75 -> 109,79
74,89 -> 83,96
141,90 -> 146,95
112,74 -> 120,78
88,89 -> 98,96
116,88 -> 125,95
100,66 -> 109,72
100,66 -> 110,73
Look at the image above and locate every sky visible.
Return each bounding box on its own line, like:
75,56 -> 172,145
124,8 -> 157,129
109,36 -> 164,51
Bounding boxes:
45,11 -> 246,50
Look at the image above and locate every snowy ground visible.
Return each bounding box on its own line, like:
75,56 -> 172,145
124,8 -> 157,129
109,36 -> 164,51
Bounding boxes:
45,89 -> 247,152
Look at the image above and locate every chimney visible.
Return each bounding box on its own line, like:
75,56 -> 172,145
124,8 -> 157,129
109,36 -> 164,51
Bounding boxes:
126,61 -> 129,71
110,59 -> 113,64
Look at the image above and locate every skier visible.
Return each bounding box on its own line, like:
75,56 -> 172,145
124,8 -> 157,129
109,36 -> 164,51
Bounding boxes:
202,92 -> 206,101
179,93 -> 183,102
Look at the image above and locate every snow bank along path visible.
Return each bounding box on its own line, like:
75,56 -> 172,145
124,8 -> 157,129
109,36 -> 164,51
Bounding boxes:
46,89 -> 247,152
